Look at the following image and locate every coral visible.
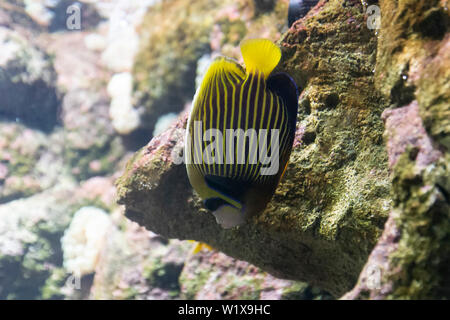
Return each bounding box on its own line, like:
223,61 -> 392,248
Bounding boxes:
90,222 -> 191,300
99,0 -> 155,73
180,250 -> 332,300
107,72 -> 141,135
153,113 -> 179,137
1,0 -> 447,300
61,206 -> 113,276
0,26 -> 60,131
42,27 -> 128,180
61,89 -> 126,180
132,0 -> 289,135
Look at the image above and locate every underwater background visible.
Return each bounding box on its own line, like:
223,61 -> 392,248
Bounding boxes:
0,0 -> 448,300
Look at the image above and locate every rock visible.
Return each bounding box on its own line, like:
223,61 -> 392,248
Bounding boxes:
117,0 -> 394,297
61,89 -> 126,180
47,0 -> 103,32
90,222 -> 191,300
40,18 -> 132,179
74,176 -> 119,210
131,0 -> 220,134
180,250 -> 332,300
382,102 -> 442,169
342,0 -> 449,300
0,122 -> 67,202
0,27 -> 60,131
0,172 -> 123,300
107,72 -> 141,135
373,0 -> 449,150
98,0 -> 157,73
0,1 -> 44,36
37,25 -> 129,180
2,0 -> 446,301
61,206 -> 113,276
253,0 -> 277,15
0,164 -> 8,180
153,112 -> 179,137
44,29 -> 109,91
90,220 -> 332,300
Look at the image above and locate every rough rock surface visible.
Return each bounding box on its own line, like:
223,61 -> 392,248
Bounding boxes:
0,1 -> 129,298
61,89 -> 125,180
0,182 -> 102,299
90,224 -> 190,300
117,0 -> 393,297
343,0 -> 449,299
0,121 -> 68,202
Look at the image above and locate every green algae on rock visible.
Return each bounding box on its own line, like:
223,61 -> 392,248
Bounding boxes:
117,0 -> 392,296
132,0 -> 226,134
90,225 -> 191,300
343,0 -> 449,300
0,183 -> 108,299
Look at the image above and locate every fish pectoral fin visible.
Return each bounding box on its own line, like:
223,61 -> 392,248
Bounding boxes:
240,39 -> 281,79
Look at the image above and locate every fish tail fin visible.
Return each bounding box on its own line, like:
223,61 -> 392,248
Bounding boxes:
240,39 -> 281,79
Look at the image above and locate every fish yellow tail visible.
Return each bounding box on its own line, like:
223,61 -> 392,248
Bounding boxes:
188,240 -> 214,254
240,39 -> 281,80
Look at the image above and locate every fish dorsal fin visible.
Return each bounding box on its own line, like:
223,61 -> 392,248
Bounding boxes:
267,72 -> 300,130
198,56 -> 245,94
240,39 -> 281,80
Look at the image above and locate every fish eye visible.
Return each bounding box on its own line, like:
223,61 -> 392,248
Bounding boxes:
203,198 -> 228,211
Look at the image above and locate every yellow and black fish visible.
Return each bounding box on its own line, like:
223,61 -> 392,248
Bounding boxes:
185,39 -> 299,228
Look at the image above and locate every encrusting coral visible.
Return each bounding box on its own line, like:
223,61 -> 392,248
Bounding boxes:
117,0 -> 392,297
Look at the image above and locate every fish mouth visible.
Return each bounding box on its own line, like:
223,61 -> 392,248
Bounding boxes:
212,204 -> 245,229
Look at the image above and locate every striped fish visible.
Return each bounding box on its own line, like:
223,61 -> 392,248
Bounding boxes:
185,39 -> 299,228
